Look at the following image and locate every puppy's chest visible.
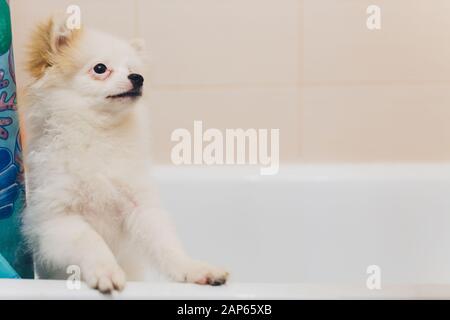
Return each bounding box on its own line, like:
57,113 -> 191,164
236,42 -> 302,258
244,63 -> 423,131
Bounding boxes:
67,142 -> 144,215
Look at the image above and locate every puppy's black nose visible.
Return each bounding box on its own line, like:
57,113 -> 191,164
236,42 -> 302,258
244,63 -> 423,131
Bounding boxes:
128,73 -> 144,88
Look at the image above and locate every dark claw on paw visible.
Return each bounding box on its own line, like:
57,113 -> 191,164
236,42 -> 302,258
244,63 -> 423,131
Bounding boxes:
209,278 -> 226,286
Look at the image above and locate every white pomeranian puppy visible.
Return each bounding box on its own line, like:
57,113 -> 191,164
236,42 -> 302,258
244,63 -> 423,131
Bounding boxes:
21,17 -> 228,293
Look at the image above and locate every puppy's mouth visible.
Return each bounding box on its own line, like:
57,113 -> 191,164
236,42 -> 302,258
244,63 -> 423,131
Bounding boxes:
107,89 -> 142,99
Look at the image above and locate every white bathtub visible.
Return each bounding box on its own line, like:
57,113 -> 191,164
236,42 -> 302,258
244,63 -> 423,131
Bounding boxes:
2,164 -> 450,299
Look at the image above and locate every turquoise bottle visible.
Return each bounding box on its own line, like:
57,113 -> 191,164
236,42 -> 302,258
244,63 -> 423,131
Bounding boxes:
0,0 -> 33,279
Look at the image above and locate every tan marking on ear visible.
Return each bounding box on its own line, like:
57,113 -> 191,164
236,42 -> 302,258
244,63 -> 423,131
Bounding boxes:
26,18 -> 54,79
26,17 -> 83,79
52,29 -> 83,78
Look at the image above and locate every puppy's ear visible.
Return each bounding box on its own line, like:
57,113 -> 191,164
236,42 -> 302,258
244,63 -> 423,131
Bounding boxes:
27,15 -> 81,79
50,15 -> 80,53
130,38 -> 146,53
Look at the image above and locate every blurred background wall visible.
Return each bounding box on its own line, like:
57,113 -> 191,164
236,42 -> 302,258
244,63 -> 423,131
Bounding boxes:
9,0 -> 450,164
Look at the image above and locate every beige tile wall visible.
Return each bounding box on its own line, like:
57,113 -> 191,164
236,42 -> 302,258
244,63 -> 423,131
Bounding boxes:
10,1 -> 450,163
301,0 -> 450,162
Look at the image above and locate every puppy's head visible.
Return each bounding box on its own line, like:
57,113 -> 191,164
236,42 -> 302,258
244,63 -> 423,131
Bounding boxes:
27,16 -> 145,115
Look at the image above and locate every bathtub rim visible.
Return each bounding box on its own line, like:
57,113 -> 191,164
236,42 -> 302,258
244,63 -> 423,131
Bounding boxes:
2,279 -> 450,300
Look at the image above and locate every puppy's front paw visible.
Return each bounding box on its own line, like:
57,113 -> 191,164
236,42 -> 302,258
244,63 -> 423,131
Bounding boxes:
84,263 -> 126,293
174,261 -> 229,286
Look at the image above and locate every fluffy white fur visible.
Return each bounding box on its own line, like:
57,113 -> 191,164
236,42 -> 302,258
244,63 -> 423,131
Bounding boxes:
22,18 -> 228,293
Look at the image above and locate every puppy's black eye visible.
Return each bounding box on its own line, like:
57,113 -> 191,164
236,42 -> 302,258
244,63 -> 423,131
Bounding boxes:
93,63 -> 107,74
